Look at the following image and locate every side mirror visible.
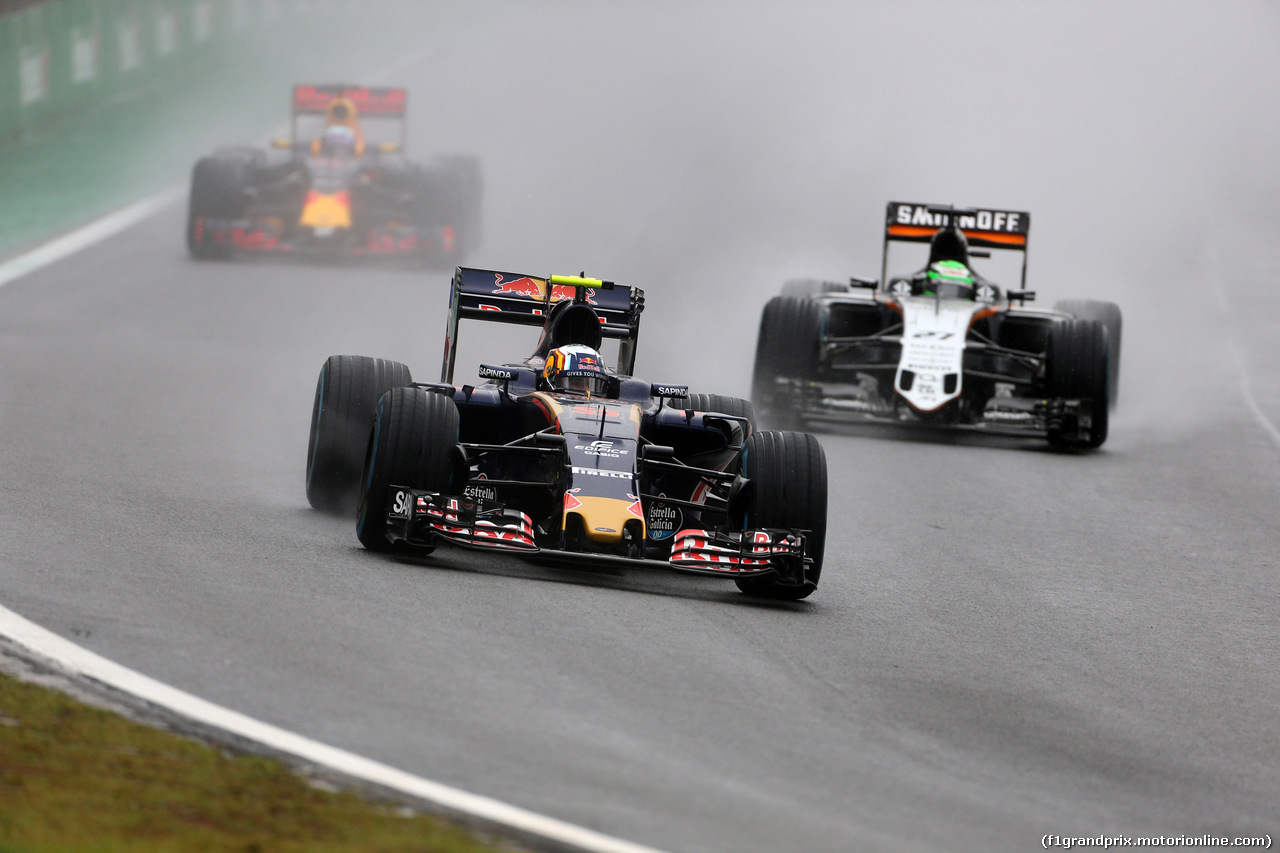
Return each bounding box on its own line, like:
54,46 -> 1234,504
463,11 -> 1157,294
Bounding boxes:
849,276 -> 878,290
271,138 -> 293,149
1007,290 -> 1036,303
377,142 -> 401,154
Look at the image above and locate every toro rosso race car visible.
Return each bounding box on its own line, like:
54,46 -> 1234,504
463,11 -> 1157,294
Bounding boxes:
187,84 -> 481,265
306,267 -> 829,600
752,201 -> 1122,449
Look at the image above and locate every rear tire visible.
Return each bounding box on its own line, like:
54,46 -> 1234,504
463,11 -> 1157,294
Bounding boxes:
187,156 -> 249,260
306,356 -> 412,514
1044,318 -> 1110,450
1053,299 -> 1122,407
751,296 -> 823,430
780,279 -> 849,297
356,388 -> 460,554
684,394 -> 757,433
734,431 -> 828,600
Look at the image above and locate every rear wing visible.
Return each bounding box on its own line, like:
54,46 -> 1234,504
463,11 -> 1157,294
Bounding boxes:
440,267 -> 646,383
882,201 -> 1031,287
290,84 -> 408,150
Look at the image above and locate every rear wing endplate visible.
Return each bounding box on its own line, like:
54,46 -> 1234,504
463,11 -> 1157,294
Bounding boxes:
440,267 -> 646,383
882,201 -> 1031,287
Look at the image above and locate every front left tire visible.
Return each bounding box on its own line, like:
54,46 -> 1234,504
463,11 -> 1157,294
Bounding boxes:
1044,318 -> 1110,450
734,430 -> 828,601
356,387 -> 460,554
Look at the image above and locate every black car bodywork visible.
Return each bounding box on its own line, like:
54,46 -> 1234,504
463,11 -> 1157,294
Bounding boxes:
187,84 -> 480,265
307,267 -> 829,600
752,202 -> 1122,449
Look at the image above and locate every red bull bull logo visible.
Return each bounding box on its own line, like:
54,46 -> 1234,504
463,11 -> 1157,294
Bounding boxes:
493,274 -> 600,305
547,284 -> 597,304
491,274 -> 546,299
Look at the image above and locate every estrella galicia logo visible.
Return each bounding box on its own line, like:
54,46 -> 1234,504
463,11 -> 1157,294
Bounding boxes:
646,494 -> 681,541
464,483 -> 498,502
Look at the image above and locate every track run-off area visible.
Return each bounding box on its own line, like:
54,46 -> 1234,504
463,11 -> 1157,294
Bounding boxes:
2,4 -> 1279,851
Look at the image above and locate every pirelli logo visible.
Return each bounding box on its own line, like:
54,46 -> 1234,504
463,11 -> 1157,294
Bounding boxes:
885,202 -> 1030,247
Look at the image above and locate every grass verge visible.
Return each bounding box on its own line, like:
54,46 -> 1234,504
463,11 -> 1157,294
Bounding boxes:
0,668 -> 519,853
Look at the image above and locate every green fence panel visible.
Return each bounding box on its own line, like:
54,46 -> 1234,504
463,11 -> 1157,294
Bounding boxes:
0,0 -> 296,146
0,15 -> 19,141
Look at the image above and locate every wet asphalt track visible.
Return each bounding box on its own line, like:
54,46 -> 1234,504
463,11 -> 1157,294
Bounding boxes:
2,4 -> 1280,851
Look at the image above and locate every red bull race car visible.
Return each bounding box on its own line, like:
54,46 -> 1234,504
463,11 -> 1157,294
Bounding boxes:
187,84 -> 481,265
305,267 -> 829,600
752,202 -> 1122,449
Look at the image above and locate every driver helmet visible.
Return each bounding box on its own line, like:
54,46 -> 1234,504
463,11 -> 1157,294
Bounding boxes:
543,344 -> 609,397
320,124 -> 357,156
925,260 -> 975,294
928,222 -> 970,265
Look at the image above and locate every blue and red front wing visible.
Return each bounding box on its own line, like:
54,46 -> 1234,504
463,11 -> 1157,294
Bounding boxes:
383,489 -> 810,581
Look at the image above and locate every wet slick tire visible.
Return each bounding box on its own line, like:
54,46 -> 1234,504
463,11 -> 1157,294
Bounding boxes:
685,393 -> 758,433
1053,299 -> 1122,407
306,356 -> 412,515
356,387 -> 460,554
780,278 -> 850,297
187,156 -> 248,260
1045,318 -> 1110,450
751,296 -> 823,430
734,430 -> 828,601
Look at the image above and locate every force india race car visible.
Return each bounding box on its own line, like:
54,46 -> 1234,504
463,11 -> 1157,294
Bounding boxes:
306,268 -> 829,600
752,201 -> 1122,450
187,84 -> 481,265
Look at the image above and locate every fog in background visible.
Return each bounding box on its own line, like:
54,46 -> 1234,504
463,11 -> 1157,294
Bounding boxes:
5,7 -> 1278,849
185,1 -> 1280,418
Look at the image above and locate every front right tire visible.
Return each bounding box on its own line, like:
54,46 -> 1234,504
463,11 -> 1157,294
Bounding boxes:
750,296 -> 823,430
306,355 -> 412,515
187,156 -> 249,260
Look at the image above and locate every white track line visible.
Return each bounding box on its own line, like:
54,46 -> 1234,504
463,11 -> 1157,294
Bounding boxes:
0,603 -> 673,853
1224,333 -> 1280,452
0,161 -> 676,853
1,44 -> 674,853
1207,245 -> 1280,454
0,186 -> 186,290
